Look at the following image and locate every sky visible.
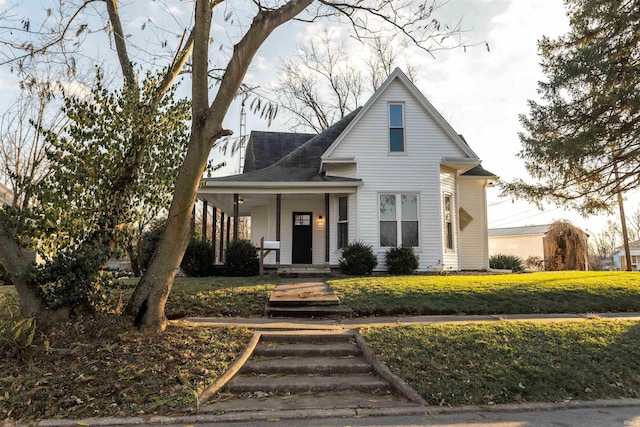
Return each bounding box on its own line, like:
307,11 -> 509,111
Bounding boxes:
1,0 -> 637,237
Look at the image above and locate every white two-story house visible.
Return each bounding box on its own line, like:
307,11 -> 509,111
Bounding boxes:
197,68 -> 496,272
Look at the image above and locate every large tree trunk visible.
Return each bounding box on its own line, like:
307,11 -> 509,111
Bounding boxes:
124,132 -> 210,330
0,226 -> 44,317
126,0 -> 313,331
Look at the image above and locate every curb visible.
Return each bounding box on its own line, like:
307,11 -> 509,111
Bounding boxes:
19,398 -> 640,426
197,331 -> 262,405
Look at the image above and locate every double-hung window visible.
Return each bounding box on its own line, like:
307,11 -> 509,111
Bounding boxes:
389,103 -> 405,153
379,194 -> 418,247
337,196 -> 348,249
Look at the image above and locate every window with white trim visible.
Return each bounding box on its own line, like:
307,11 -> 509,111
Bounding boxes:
389,103 -> 405,153
337,196 -> 348,249
443,193 -> 454,250
379,194 -> 418,247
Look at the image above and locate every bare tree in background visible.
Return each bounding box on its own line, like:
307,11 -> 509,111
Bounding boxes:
273,28 -> 434,133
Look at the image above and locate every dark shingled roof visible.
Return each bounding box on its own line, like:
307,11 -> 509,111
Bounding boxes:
206,108 -> 363,183
243,131 -> 314,173
461,164 -> 497,178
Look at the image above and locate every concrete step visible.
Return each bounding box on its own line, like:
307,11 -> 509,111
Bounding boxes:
225,373 -> 391,394
253,342 -> 360,358
259,332 -> 355,343
241,356 -> 372,375
201,390 -> 417,413
265,304 -> 352,318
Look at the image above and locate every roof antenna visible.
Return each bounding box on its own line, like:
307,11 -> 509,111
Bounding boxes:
238,94 -> 247,174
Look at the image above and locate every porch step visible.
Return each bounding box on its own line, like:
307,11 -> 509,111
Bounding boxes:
266,279 -> 352,318
276,265 -> 331,278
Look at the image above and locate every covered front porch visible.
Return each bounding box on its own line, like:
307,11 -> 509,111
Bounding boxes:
197,182 -> 359,269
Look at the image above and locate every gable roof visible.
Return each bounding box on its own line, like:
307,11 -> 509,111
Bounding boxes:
243,131 -> 314,173
614,240 -> 640,253
488,224 -> 552,238
203,108 -> 363,184
461,164 -> 498,178
321,68 -> 479,165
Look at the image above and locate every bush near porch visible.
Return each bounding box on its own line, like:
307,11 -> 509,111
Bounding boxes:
328,271 -> 640,317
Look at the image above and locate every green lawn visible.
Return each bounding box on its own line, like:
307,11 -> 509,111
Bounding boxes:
362,320 -> 640,405
329,271 -> 640,316
110,276 -> 278,318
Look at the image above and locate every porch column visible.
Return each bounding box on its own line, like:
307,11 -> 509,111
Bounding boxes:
233,193 -> 239,240
226,214 -> 231,244
219,213 -> 225,262
212,207 -> 217,262
325,193 -> 330,263
276,194 -> 281,263
190,204 -> 196,233
202,200 -> 208,241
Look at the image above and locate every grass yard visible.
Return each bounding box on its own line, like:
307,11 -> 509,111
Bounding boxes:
111,276 -> 277,318
361,320 -> 640,406
329,271 -> 640,316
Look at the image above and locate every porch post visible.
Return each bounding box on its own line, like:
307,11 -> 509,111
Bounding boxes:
212,207 -> 217,262
202,200 -> 208,241
276,194 -> 281,264
226,214 -> 231,244
190,203 -> 196,233
233,193 -> 239,240
325,193 -> 330,263
219,213 -> 225,262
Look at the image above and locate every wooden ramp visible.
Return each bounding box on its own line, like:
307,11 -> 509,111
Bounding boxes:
266,280 -> 352,318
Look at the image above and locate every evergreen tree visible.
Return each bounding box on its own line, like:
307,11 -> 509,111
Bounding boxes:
503,0 -> 640,270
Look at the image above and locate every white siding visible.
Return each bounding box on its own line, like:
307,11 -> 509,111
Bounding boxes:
327,80 -> 469,270
458,178 -> 489,270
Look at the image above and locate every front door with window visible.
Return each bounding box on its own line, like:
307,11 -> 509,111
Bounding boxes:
292,212 -> 312,264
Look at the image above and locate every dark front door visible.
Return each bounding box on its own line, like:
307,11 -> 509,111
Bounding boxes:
292,212 -> 312,264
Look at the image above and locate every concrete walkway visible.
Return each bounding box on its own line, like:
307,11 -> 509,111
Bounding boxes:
185,311 -> 640,329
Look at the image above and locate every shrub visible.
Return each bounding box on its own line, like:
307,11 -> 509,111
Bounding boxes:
339,241 -> 377,275
181,239 -> 216,277
490,254 -> 525,273
35,244 -> 112,312
385,246 -> 419,275
224,239 -> 259,277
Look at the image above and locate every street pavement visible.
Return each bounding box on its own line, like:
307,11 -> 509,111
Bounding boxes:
118,405 -> 640,427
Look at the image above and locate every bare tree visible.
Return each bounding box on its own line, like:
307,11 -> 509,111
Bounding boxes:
0,74 -> 68,209
589,220 -> 619,259
273,29 -> 430,133
625,204 -> 640,242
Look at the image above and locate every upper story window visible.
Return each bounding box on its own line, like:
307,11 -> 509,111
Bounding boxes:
389,103 -> 405,153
